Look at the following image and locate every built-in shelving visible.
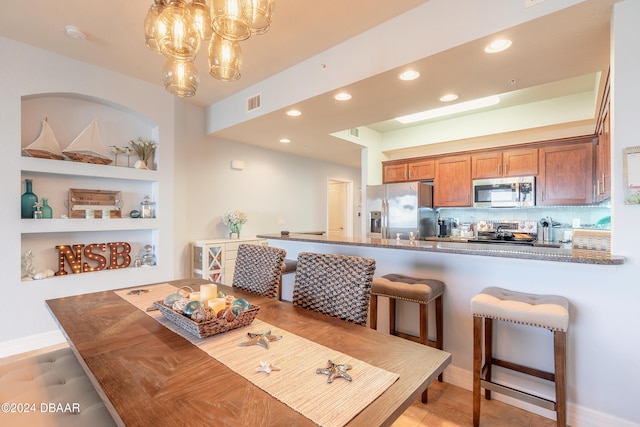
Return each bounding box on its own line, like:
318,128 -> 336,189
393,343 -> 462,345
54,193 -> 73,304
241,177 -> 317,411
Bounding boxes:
19,93 -> 160,281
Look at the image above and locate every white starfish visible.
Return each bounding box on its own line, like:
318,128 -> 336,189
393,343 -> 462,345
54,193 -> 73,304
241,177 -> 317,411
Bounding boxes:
256,360 -> 281,374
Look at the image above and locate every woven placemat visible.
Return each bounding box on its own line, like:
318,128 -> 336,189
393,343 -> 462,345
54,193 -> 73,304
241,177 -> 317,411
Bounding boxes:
115,284 -> 399,427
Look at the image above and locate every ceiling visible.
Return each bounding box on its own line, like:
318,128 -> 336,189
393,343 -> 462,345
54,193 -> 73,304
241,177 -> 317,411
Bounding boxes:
0,0 -> 616,168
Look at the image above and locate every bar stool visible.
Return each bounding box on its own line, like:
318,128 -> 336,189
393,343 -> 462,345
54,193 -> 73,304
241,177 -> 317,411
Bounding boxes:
471,287 -> 569,427
278,258 -> 297,301
369,273 -> 444,403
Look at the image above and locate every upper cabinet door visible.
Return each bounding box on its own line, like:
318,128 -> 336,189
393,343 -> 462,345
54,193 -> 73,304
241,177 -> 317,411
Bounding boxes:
472,148 -> 538,179
434,155 -> 471,207
471,152 -> 502,179
408,159 -> 435,181
537,141 -> 594,205
383,163 -> 408,183
503,148 -> 538,177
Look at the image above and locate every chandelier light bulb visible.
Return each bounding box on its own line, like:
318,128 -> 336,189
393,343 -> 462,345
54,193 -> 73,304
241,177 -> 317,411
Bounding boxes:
211,0 -> 252,41
155,0 -> 201,61
208,34 -> 242,81
245,0 -> 274,35
144,0 -> 167,53
187,0 -> 213,40
162,59 -> 200,97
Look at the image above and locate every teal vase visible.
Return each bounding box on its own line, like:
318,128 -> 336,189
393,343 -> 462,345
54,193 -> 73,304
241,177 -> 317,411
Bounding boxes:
21,179 -> 38,219
41,198 -> 53,219
229,222 -> 242,238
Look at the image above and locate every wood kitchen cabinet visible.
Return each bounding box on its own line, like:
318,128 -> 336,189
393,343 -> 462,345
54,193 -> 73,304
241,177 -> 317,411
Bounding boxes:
537,140 -> 594,205
408,159 -> 435,180
383,159 -> 435,183
382,163 -> 408,183
595,80 -> 611,202
472,148 -> 538,179
434,155 -> 471,206
595,107 -> 610,201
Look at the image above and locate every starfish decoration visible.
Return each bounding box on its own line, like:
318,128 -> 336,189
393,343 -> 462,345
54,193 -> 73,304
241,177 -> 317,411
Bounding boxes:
316,360 -> 353,383
127,289 -> 150,295
256,360 -> 281,374
238,330 -> 283,349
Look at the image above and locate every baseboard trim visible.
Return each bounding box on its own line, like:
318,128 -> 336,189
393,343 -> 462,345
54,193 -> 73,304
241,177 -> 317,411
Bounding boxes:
0,330 -> 66,358
442,365 -> 636,427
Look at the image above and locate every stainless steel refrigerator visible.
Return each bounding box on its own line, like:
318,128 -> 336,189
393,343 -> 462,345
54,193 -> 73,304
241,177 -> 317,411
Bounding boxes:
366,181 -> 437,239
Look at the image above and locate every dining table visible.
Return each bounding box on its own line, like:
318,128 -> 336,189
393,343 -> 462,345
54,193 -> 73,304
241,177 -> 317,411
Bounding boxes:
45,278 -> 451,427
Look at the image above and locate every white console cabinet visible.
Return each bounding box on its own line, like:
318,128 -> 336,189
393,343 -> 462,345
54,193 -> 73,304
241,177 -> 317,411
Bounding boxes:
191,237 -> 268,284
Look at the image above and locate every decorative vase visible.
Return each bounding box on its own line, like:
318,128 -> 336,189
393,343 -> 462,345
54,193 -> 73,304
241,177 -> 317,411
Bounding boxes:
21,179 -> 38,219
41,198 -> 53,219
229,222 -> 242,239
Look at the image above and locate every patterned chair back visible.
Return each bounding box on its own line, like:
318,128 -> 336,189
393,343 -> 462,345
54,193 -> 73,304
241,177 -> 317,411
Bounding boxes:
232,244 -> 287,299
292,252 -> 376,325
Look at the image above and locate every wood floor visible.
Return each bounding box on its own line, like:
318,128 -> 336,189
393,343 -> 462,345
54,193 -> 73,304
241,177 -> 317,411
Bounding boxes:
393,380 -> 557,427
3,345 -> 557,427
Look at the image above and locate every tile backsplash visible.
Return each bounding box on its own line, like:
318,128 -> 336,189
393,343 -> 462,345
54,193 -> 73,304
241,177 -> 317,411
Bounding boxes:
437,204 -> 611,242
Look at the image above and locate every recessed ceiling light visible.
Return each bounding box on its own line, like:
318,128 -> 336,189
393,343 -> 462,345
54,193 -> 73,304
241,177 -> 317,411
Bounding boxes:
280,138 -> 291,143
484,39 -> 512,53
334,92 -> 352,101
395,95 -> 501,124
64,25 -> 86,40
286,109 -> 301,117
399,70 -> 420,81
440,94 -> 459,102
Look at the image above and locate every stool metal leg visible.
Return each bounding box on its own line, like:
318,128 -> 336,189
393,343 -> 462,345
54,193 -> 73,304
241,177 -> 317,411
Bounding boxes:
369,294 -> 378,330
554,330 -> 567,427
473,316 -> 482,427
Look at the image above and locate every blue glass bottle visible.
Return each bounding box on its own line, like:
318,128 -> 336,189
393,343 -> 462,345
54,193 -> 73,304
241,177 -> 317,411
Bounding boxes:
21,179 -> 38,219
41,198 -> 53,219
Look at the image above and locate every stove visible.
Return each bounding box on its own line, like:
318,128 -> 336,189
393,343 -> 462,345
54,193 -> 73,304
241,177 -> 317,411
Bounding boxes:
469,220 -> 538,245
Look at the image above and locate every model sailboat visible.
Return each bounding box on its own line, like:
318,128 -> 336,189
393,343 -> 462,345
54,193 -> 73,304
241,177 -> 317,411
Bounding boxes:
23,118 -> 65,160
63,119 -> 113,165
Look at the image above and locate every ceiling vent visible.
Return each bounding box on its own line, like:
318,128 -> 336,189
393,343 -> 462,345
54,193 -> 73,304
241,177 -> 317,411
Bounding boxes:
349,128 -> 360,139
247,94 -> 261,112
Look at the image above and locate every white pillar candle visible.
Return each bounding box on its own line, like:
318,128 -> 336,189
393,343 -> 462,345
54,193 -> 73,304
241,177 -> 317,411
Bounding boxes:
200,284 -> 218,303
189,291 -> 200,301
208,298 -> 226,314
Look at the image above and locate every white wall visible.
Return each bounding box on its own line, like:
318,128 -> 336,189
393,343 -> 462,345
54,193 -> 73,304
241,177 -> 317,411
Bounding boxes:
173,102 -> 361,278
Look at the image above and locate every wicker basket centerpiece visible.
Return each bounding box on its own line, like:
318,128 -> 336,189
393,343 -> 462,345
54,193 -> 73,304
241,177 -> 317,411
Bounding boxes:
153,300 -> 260,339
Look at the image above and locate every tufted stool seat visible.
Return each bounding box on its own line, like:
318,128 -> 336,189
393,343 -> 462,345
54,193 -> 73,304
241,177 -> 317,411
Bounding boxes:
471,287 -> 569,427
0,347 -> 115,426
369,273 -> 445,403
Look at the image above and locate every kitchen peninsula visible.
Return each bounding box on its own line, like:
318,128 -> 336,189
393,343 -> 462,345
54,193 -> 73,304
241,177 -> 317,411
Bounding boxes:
258,231 -> 626,424
257,233 -> 624,265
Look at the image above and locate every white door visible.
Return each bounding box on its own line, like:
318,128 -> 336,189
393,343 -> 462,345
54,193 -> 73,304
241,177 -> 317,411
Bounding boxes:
328,180 -> 347,239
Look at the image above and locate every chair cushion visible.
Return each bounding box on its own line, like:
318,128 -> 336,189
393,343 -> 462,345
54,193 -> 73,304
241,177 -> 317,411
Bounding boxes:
471,287 -> 569,331
281,258 -> 297,274
371,274 -> 444,304
0,347 -> 115,426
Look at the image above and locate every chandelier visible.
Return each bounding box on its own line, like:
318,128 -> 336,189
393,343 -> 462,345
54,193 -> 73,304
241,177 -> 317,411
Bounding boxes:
144,0 -> 274,97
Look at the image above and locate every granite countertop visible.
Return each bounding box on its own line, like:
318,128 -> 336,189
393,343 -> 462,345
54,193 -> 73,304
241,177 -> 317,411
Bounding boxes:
257,233 -> 624,265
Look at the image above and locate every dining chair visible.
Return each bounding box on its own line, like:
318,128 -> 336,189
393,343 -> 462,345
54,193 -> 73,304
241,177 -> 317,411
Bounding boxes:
292,252 -> 376,325
232,244 -> 287,299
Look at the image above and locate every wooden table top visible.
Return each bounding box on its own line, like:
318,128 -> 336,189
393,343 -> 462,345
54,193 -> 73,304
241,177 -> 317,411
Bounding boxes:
46,278 -> 451,427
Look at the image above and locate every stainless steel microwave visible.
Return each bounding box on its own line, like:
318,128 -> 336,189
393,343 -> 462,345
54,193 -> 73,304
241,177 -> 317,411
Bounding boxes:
472,176 -> 535,207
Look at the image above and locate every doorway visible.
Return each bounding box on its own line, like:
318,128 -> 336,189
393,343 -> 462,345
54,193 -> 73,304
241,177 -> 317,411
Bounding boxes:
327,178 -> 353,239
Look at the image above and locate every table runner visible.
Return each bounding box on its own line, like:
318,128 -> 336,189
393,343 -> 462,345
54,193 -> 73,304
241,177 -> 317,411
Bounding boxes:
115,284 -> 399,427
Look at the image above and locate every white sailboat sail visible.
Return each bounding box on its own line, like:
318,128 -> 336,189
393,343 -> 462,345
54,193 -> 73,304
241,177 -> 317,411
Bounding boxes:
63,119 -> 113,165
23,118 -> 64,160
